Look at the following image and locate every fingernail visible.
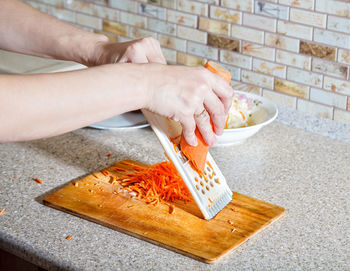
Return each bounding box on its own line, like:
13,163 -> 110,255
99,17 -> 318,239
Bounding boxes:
216,127 -> 223,136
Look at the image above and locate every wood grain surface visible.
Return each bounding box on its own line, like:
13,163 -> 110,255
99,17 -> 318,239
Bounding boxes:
43,160 -> 285,264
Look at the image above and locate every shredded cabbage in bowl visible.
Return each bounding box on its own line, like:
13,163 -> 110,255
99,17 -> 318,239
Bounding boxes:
225,93 -> 262,129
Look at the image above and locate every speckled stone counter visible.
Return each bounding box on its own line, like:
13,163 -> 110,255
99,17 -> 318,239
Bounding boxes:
0,122 -> 349,270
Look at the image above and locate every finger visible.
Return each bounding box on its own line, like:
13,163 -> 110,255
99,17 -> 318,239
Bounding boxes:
151,40 -> 167,64
204,70 -> 234,113
195,109 -> 217,146
120,43 -> 149,64
127,52 -> 148,64
143,38 -> 167,64
179,116 -> 197,146
203,92 -> 226,136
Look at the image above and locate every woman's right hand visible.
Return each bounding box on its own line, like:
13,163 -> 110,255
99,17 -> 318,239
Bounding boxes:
143,64 -> 234,146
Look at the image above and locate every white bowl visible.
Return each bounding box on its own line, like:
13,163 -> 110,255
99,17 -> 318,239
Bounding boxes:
216,91 -> 278,146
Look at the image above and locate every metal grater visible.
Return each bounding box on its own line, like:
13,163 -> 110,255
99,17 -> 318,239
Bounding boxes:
142,109 -> 233,220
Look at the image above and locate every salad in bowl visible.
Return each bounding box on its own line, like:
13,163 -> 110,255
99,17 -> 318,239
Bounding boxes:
217,91 -> 278,145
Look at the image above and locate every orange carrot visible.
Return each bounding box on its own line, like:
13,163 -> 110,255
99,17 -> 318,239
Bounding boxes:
179,61 -> 231,174
204,61 -> 231,83
180,128 -> 209,173
34,178 -> 43,184
66,235 -> 72,240
0,208 -> 5,215
92,173 -> 98,178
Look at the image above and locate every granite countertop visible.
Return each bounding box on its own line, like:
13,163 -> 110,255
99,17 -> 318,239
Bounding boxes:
0,121 -> 349,270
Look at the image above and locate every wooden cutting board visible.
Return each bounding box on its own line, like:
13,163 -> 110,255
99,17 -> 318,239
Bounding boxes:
43,160 -> 285,264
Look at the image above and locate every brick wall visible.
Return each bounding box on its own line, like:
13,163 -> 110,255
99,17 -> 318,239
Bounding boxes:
24,0 -> 350,124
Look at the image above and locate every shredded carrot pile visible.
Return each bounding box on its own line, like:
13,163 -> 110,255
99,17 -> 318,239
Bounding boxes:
118,161 -> 192,206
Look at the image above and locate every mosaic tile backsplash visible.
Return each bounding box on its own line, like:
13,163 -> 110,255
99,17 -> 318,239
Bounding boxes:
24,0 -> 350,124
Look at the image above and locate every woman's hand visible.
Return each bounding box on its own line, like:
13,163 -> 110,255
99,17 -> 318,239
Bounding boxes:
89,37 -> 167,66
144,64 -> 234,146
88,37 -> 233,146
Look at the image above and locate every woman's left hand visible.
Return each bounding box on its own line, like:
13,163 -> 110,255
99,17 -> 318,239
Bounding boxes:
88,37 -> 167,66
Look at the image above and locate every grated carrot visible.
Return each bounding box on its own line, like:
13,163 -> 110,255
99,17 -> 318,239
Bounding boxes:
113,167 -> 127,172
34,178 -> 43,184
120,161 -> 146,171
92,173 -> 98,178
239,111 -> 246,121
66,235 -> 72,240
224,116 -> 229,129
169,204 -> 175,214
0,208 -> 5,215
101,170 -> 110,176
206,161 -> 213,170
173,143 -> 178,153
118,161 -> 192,206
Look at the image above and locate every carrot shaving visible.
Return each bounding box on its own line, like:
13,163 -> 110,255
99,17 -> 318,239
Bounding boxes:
169,204 -> 175,214
109,176 -> 117,184
66,235 -> 72,240
101,170 -> 110,176
239,111 -> 246,121
206,161 -> 213,170
0,208 -> 5,215
204,61 -> 232,84
224,116 -> 229,129
92,173 -> 98,178
113,167 -> 127,172
34,178 -> 43,184
173,143 -> 178,153
118,161 -> 192,206
120,161 -> 143,167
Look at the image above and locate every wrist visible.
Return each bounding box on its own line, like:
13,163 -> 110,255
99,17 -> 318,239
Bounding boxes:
68,32 -> 109,66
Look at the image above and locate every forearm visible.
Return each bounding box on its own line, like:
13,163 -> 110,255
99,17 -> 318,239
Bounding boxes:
0,0 -> 107,65
0,64 -> 148,142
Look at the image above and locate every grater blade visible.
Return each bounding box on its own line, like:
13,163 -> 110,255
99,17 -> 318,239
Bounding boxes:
142,109 -> 233,220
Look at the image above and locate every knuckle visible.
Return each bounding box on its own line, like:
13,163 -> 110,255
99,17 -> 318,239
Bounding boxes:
142,36 -> 156,44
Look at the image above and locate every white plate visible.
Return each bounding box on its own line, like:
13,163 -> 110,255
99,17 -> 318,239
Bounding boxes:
89,111 -> 149,130
216,91 -> 278,146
